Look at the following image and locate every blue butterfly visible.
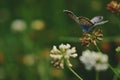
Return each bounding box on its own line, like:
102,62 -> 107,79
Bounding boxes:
63,10 -> 108,32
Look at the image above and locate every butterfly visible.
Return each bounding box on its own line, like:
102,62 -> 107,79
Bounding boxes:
63,10 -> 108,32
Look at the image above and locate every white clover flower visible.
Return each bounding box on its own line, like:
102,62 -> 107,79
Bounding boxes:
80,50 -> 97,70
79,50 -> 108,71
11,19 -> 27,32
59,44 -> 71,52
50,46 -> 61,54
50,44 -> 78,69
94,53 -> 108,71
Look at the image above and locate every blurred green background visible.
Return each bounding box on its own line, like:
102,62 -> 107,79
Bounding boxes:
0,0 -> 120,80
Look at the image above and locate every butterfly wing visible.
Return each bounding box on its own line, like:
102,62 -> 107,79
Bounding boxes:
90,16 -> 103,24
93,20 -> 108,26
63,10 -> 79,23
78,17 -> 94,32
78,17 -> 94,26
90,16 -> 108,27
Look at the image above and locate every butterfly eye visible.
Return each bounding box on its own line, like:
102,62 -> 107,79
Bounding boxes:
94,22 -> 97,24
99,17 -> 101,19
99,16 -> 103,20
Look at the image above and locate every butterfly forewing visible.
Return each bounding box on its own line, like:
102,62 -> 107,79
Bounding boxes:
63,10 -> 79,23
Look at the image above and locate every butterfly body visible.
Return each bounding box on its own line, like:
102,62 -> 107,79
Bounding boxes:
63,10 -> 108,32
78,16 -> 94,32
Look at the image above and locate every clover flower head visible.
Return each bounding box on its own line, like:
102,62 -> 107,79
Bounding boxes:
50,44 -> 78,69
59,43 -> 71,52
94,53 -> 108,71
79,50 -> 108,71
50,46 -> 61,54
106,1 -> 120,13
80,50 -> 98,70
80,33 -> 91,47
11,19 -> 27,32
80,29 -> 103,47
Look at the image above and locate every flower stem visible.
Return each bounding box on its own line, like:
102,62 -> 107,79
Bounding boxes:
95,43 -> 101,52
109,64 -> 114,73
113,75 -> 118,80
109,64 -> 119,80
68,67 -> 83,80
95,43 -> 100,80
96,71 -> 99,80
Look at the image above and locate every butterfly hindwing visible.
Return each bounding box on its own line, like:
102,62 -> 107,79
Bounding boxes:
78,17 -> 94,32
78,17 -> 94,26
